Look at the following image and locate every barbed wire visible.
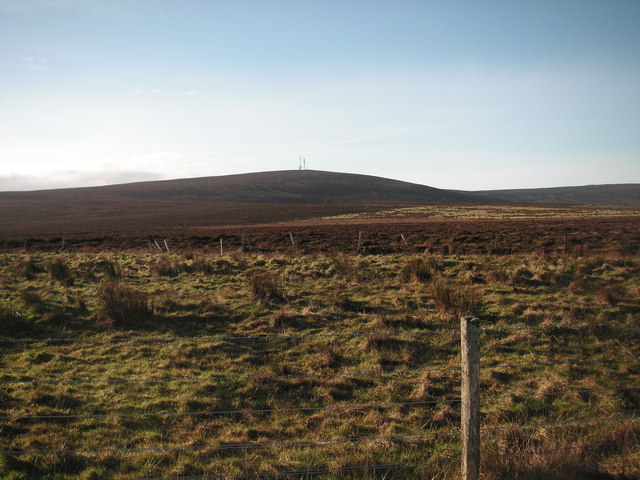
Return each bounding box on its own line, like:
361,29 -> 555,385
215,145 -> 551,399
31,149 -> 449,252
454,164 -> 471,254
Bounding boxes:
1,431 -> 458,456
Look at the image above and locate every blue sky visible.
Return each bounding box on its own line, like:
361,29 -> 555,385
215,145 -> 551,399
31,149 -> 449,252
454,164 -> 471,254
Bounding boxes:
1,0 -> 639,191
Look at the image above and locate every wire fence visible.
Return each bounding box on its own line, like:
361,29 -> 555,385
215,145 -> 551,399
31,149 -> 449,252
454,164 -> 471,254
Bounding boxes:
0,321 -> 626,345
0,320 -> 638,479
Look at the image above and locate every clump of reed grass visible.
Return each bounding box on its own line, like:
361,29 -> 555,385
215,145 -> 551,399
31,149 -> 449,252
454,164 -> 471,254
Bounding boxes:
0,302 -> 29,335
97,281 -> 154,328
22,256 -> 44,280
427,278 -> 485,319
400,257 -> 435,283
47,256 -> 73,285
597,285 -> 625,306
152,256 -> 182,277
249,273 -> 285,303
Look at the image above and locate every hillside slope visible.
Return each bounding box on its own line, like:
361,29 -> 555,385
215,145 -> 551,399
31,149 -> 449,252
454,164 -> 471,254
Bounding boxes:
0,170 -> 638,237
0,170 -> 480,204
0,170 -> 485,236
469,183 -> 640,206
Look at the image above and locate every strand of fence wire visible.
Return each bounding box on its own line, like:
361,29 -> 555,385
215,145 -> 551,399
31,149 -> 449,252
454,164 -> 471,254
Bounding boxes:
480,413 -> 639,433
2,386 -> 637,423
481,321 -> 631,333
0,398 -> 462,422
0,364 -> 461,386
137,461 -> 427,480
0,328 -> 458,345
481,441 -> 635,459
0,320 -> 633,345
0,430 -> 459,456
3,355 -> 631,387
3,415 -> 637,457
480,356 -> 634,371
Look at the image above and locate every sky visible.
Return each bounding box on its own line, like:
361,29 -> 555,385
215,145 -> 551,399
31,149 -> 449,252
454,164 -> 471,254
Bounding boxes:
1,0 -> 639,192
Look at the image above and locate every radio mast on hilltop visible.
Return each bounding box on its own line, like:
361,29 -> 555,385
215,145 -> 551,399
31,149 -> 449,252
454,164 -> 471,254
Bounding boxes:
298,154 -> 307,170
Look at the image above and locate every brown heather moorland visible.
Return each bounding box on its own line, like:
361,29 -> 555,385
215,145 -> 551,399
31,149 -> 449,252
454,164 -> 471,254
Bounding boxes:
0,172 -> 639,479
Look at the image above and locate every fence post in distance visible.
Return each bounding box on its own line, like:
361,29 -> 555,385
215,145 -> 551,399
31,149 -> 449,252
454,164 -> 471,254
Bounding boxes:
461,316 -> 481,480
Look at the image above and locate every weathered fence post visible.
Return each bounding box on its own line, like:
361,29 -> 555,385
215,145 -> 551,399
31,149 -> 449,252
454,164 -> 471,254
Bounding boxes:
461,316 -> 480,480
289,232 -> 296,248
163,239 -> 170,253
356,231 -> 362,253
220,238 -> 223,256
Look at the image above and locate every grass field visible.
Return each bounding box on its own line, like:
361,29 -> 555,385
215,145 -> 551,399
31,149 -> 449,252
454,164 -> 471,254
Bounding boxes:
0,250 -> 638,479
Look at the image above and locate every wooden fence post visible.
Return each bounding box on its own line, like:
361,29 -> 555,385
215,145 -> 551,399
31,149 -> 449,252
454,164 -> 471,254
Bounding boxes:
356,231 -> 362,253
289,232 -> 296,248
163,239 -> 170,253
220,238 -> 223,256
461,316 -> 481,480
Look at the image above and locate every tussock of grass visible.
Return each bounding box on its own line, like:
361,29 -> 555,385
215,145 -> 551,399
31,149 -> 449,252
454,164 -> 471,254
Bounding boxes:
400,257 -> 435,283
0,302 -> 29,336
46,256 -> 73,285
249,273 -> 285,303
428,278 -> 485,319
482,421 -> 640,480
153,255 -> 183,277
97,280 -> 154,328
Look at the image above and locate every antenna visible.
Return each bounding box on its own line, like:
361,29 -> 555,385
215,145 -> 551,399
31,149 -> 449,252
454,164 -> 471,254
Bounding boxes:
299,154 -> 302,171
303,157 -> 306,170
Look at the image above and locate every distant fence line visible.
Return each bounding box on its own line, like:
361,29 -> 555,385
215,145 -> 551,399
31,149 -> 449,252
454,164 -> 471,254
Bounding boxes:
6,222 -> 639,256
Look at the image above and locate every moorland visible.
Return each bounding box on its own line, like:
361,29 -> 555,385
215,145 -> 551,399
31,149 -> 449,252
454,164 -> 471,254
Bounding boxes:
0,171 -> 638,479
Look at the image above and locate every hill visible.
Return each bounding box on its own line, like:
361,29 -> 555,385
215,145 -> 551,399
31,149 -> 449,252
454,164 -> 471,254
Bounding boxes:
0,170 -> 638,237
0,170 -> 481,204
469,183 -> 640,206
0,170 -> 484,236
